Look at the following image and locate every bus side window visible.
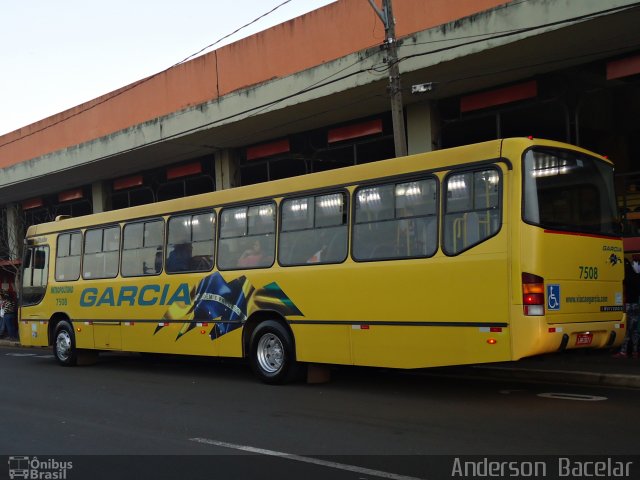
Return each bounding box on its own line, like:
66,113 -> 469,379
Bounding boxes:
219,203 -> 275,270
443,169 -> 501,255
353,178 -> 437,261
122,219 -> 164,277
55,232 -> 82,281
166,212 -> 215,273
280,192 -> 348,266
82,226 -> 120,279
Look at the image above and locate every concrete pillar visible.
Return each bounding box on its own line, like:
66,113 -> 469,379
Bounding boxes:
215,149 -> 239,190
92,181 -> 107,213
406,101 -> 440,154
5,204 -> 22,261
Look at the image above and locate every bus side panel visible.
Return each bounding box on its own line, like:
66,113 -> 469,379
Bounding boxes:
215,329 -> 244,358
349,324 -> 511,369
292,325 -> 352,365
19,295 -> 58,348
44,276 -> 222,357
18,318 -> 49,347
74,323 -> 95,349
141,321 -> 221,356
279,233 -> 511,369
349,245 -> 511,368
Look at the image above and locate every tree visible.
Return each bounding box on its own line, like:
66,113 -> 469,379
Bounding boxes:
0,204 -> 26,286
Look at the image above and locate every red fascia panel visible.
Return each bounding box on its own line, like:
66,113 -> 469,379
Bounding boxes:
58,188 -> 84,203
328,119 -> 383,143
22,198 -> 44,210
460,80 -> 538,113
246,139 -> 290,161
113,175 -> 144,191
623,236 -> 640,253
607,55 -> 640,80
167,162 -> 202,180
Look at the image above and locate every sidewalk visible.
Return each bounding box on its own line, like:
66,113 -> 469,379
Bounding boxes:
0,338 -> 21,348
2,337 -> 639,388
439,348 -> 640,389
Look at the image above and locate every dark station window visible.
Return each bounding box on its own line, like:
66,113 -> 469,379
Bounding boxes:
239,115 -> 394,186
241,163 -> 269,186
269,158 -> 308,181
157,181 -> 186,202
500,101 -> 568,142
111,188 -> 155,210
53,199 -> 92,218
22,188 -> 92,231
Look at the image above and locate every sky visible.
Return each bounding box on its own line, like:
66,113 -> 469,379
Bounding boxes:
0,0 -> 336,136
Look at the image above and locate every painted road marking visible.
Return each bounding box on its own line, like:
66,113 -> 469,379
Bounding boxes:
4,353 -> 53,358
537,392 -> 607,401
189,438 -> 425,480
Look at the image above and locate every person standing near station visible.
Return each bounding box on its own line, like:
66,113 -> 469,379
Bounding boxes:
614,259 -> 640,359
0,290 -> 18,341
0,291 -> 5,339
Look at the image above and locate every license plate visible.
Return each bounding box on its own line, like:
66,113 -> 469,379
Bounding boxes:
576,333 -> 593,346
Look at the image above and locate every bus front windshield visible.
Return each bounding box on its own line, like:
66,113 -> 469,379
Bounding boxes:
523,148 -> 620,237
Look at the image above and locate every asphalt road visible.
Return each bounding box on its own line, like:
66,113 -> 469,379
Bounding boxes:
1,344 -> 638,479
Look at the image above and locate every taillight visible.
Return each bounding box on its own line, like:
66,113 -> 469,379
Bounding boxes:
522,272 -> 545,316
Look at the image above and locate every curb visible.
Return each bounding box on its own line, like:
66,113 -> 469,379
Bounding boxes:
2,339 -> 640,388
470,365 -> 640,389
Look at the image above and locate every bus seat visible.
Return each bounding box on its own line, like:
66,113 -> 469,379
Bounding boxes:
289,233 -> 314,264
465,212 -> 480,247
370,243 -> 395,259
424,217 -> 437,255
217,242 -> 234,269
325,228 -> 347,262
190,255 -> 213,271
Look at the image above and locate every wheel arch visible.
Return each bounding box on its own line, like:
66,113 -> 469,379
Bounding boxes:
242,310 -> 296,359
48,312 -> 71,346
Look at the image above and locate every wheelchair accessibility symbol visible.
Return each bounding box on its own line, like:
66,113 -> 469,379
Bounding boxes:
547,284 -> 560,311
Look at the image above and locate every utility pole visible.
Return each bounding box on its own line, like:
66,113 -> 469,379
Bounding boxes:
368,0 -> 407,157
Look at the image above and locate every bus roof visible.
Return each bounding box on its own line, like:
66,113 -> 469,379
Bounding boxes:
25,137 -> 609,237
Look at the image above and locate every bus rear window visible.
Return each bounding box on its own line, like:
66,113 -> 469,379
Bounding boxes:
523,148 -> 619,237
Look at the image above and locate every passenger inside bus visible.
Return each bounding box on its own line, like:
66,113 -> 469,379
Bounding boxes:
166,243 -> 192,272
238,239 -> 267,268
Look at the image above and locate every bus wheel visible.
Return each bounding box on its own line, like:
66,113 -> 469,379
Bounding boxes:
249,320 -> 301,384
53,320 -> 77,366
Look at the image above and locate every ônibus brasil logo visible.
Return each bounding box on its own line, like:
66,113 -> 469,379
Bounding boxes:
8,456 -> 73,479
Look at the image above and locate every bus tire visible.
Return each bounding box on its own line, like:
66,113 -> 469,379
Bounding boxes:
53,320 -> 77,366
249,320 -> 302,384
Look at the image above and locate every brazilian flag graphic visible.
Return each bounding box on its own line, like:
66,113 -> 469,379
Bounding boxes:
156,272 -> 303,341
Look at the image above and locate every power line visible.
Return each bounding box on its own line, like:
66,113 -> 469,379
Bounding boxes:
170,0 -> 293,68
0,0 -> 295,149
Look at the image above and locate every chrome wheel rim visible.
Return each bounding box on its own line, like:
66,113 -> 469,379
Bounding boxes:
256,333 -> 284,374
56,331 -> 72,362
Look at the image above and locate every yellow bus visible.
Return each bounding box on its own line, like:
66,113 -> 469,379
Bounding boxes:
19,138 -> 624,383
